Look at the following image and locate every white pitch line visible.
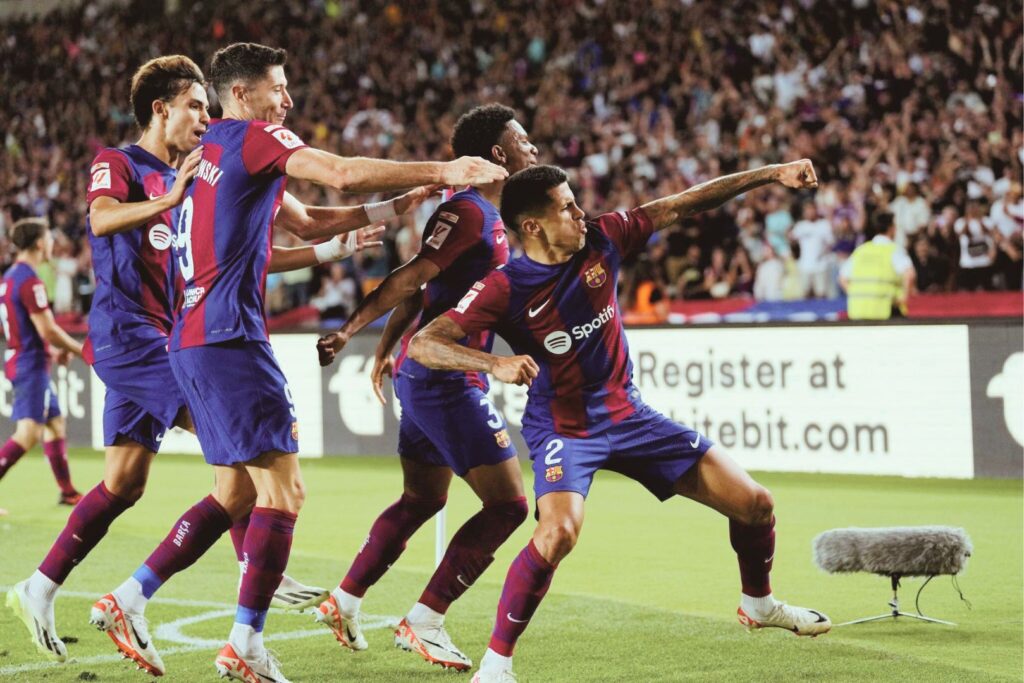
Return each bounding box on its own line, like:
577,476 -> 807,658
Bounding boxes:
0,586 -> 400,676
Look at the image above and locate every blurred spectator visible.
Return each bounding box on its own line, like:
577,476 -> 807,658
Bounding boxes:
753,243 -> 785,302
789,203 -> 835,298
0,0 -> 1020,317
310,261 -> 362,320
910,237 -> 953,293
955,199 -> 998,290
890,183 -> 930,248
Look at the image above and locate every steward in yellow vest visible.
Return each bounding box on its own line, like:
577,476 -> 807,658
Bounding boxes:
839,213 -> 916,320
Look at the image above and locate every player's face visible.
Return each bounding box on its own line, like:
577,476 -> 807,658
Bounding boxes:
499,120 -> 539,175
163,83 -> 210,153
245,65 -> 293,125
533,182 -> 587,253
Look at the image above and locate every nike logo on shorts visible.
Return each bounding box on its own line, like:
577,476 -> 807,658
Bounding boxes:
689,436 -> 700,448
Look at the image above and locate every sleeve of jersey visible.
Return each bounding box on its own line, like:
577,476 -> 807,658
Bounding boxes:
417,201 -> 486,271
86,150 -> 133,205
241,121 -> 309,176
20,277 -> 50,314
594,207 -> 656,258
443,271 -> 510,336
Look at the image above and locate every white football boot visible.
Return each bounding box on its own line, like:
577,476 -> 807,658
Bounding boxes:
90,593 -> 165,675
6,580 -> 67,662
394,617 -> 472,671
737,601 -> 832,636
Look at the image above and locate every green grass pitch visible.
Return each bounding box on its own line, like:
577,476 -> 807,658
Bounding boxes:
0,449 -> 1021,681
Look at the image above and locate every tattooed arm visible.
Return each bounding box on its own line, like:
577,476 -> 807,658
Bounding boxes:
641,159 -> 819,231
409,316 -> 539,386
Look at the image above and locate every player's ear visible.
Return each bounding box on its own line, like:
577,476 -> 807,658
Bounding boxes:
491,144 -> 507,166
520,217 -> 541,239
151,98 -> 168,123
231,82 -> 248,106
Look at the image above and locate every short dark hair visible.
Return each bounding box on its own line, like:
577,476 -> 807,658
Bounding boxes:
210,43 -> 288,99
130,55 -> 205,129
500,165 -> 568,234
451,104 -> 516,161
11,218 -> 49,251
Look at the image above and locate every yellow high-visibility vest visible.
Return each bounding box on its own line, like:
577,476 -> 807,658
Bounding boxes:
847,241 -> 901,320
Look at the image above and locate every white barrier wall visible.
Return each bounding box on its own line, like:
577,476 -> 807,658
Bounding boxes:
11,321 -> 1021,479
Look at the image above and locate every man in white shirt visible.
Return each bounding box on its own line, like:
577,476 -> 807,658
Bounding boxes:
789,202 -> 834,298
890,182 -> 931,247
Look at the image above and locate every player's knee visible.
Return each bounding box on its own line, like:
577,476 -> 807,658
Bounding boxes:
107,476 -> 146,504
537,518 -> 580,561
743,486 -> 774,526
15,421 -> 41,448
501,496 -> 530,528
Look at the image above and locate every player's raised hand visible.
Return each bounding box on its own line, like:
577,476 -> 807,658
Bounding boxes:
776,159 -> 818,189
491,354 -> 540,386
394,184 -> 446,216
370,353 -> 394,405
166,147 -> 204,206
442,156 -> 508,186
317,332 -> 348,367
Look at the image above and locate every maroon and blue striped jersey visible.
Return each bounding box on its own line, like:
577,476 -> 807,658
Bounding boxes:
84,145 -> 177,363
445,207 -> 655,437
0,262 -> 51,380
170,119 -> 307,350
394,187 -> 510,390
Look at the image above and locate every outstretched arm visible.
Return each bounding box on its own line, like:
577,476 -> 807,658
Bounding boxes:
273,186 -> 438,241
29,310 -> 82,357
285,148 -> 506,194
409,316 -> 539,386
268,226 -> 385,273
316,257 -> 440,366
642,159 -> 819,231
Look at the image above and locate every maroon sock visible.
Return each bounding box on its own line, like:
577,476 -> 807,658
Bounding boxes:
0,439 -> 27,480
143,495 -> 233,582
339,493 -> 446,597
238,507 -> 296,611
488,540 -> 556,656
729,515 -> 775,597
43,438 -> 75,495
38,482 -> 133,584
229,512 -> 251,563
420,497 -> 528,613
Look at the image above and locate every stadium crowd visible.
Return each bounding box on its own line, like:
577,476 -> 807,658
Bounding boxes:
0,0 -> 1021,322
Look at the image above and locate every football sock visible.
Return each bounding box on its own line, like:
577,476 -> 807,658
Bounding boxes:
480,648 -> 514,673
741,592 -> 778,619
332,587 -> 361,618
419,497 -> 528,614
25,570 -> 60,604
0,439 -> 27,480
339,493 -> 446,597
488,540 -> 556,656
730,515 -> 775,598
125,495 -> 233,607
234,507 -> 296,651
43,438 -> 76,495
38,482 -> 133,584
229,512 -> 250,565
406,602 -> 444,628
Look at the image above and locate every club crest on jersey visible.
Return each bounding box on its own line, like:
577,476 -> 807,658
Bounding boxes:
584,263 -> 607,288
291,421 -> 299,441
545,465 -> 563,482
494,429 -> 511,449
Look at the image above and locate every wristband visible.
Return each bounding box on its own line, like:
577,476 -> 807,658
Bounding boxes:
314,237 -> 351,263
365,198 -> 398,223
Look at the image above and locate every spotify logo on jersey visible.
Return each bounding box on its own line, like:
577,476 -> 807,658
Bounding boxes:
544,331 -> 572,355
149,224 -> 173,251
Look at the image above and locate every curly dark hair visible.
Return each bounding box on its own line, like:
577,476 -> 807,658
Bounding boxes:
450,103 -> 516,162
210,42 -> 287,99
500,165 -> 568,234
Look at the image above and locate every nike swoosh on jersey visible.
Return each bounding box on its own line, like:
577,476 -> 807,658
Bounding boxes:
528,300 -> 550,317
496,233 -> 506,244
